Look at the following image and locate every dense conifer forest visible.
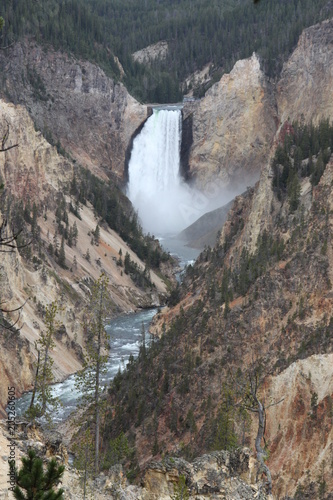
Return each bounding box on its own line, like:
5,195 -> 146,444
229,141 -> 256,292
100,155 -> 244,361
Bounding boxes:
1,0 -> 333,102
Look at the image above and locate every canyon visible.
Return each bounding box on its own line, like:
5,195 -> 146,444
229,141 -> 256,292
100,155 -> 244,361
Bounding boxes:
0,17 -> 333,500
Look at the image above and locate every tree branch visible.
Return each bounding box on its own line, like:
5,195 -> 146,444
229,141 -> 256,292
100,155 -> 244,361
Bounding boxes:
0,143 -> 18,152
266,397 -> 285,409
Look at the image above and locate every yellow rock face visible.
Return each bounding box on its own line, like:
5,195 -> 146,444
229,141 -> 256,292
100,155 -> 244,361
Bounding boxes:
188,53 -> 277,193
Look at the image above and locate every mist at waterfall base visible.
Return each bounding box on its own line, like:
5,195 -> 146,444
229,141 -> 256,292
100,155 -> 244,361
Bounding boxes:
127,108 -> 230,236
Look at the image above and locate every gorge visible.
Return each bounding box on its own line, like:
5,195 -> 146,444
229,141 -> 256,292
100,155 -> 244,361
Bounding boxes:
0,11 -> 333,500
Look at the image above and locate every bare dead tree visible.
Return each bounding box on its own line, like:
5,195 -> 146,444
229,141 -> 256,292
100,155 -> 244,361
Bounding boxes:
0,121 -> 28,331
0,42 -> 14,50
229,364 -> 284,496
239,368 -> 284,496
0,120 -> 18,152
0,298 -> 28,331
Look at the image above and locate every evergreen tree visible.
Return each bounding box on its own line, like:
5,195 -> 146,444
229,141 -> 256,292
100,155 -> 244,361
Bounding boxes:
27,302 -> 61,421
124,252 -> 131,274
211,384 -> 238,452
287,173 -> 301,212
13,448 -> 64,499
53,234 -> 59,258
93,224 -> 100,245
75,273 -> 112,476
58,236 -> 66,268
72,221 -> 78,246
72,428 -> 94,499
171,475 -> 190,500
84,248 -> 90,262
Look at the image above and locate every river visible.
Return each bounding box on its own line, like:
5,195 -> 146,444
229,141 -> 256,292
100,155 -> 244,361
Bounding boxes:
16,308 -> 159,423
15,238 -> 200,424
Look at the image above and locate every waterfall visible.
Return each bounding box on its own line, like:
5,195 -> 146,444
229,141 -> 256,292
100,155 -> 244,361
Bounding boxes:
127,108 -> 197,234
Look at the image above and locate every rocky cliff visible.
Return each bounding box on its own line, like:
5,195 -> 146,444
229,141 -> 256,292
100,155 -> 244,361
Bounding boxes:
182,19 -> 333,198
277,19 -> 333,127
109,129 -> 333,499
0,40 -> 147,180
0,420 -> 267,499
183,53 -> 277,192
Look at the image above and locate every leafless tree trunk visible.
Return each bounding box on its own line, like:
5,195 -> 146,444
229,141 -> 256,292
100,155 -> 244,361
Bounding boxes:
238,368 -> 283,496
250,388 -> 272,495
29,347 -> 40,412
0,120 -> 18,152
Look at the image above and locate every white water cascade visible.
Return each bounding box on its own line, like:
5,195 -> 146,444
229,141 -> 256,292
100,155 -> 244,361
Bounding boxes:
127,108 -> 198,234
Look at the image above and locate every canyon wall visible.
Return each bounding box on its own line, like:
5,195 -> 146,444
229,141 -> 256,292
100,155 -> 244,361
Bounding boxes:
130,20 -> 333,497
183,53 -> 277,192
277,19 -> 333,126
0,40 -> 147,180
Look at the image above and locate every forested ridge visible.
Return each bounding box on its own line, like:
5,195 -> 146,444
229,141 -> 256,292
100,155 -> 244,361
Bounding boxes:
1,0 -> 333,102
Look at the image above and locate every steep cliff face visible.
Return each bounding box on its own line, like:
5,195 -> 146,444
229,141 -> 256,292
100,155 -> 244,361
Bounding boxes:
0,40 -> 147,180
132,41 -> 169,64
185,53 -> 277,191
184,19 -> 333,196
264,353 -> 333,498
277,19 -> 333,126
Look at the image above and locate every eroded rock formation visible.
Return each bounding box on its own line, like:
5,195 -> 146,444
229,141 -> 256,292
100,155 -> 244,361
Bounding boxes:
0,40 -> 147,180
184,53 -> 277,192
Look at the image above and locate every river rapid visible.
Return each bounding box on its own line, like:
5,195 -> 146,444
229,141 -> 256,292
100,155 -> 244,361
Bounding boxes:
16,239 -> 200,424
16,308 -> 158,423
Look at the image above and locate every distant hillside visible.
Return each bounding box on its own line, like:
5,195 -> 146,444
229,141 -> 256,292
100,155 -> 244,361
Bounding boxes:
1,0 -> 333,102
177,200 -> 234,249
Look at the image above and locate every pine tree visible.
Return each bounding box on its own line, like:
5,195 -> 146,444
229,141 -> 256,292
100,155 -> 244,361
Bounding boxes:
72,428 -> 94,499
171,475 -> 190,500
13,448 -> 64,499
58,236 -> 66,268
75,273 -> 112,476
53,234 -> 59,257
93,224 -> 100,245
212,384 -> 238,452
84,248 -> 90,262
27,302 -> 61,421
124,252 -> 131,274
72,221 -> 78,246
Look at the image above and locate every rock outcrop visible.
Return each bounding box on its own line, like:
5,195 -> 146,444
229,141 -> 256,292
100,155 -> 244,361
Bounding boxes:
183,19 -> 333,197
0,421 -> 267,500
184,53 -> 277,192
277,19 -> 333,126
132,41 -> 169,65
0,40 -> 147,180
142,449 -> 267,499
264,353 -> 333,498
